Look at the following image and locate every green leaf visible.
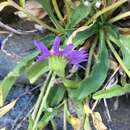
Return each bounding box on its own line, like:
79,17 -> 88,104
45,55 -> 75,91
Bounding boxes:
40,34 -> 55,47
63,79 -> 81,89
119,35 -> 130,69
72,24 -> 98,47
39,0 -> 61,29
37,108 -> 60,129
47,84 -> 65,107
0,99 -> 17,117
67,4 -> 91,28
27,60 -> 49,84
93,84 -> 130,99
67,100 -> 85,125
0,52 -> 38,106
77,31 -> 109,100
28,115 -> 34,130
69,30 -> 109,100
105,24 -> 119,39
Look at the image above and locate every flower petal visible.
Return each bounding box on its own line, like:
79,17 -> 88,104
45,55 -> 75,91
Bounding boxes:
61,44 -> 74,56
36,54 -> 48,62
52,36 -> 61,55
67,50 -> 88,65
33,40 -> 50,56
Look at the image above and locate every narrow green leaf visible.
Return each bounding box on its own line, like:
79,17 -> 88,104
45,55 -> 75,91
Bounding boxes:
72,24 -> 98,47
93,84 -> 130,99
39,0 -> 61,29
0,99 -> 17,117
105,24 -> 119,39
40,34 -> 55,47
119,35 -> 130,69
63,79 -> 81,89
27,60 -> 49,84
76,30 -> 109,100
47,84 -> 65,107
67,4 -> 91,28
68,30 -> 109,100
0,52 -> 38,106
37,109 -> 60,129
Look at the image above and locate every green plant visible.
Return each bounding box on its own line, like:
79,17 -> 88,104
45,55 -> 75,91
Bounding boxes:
1,0 -> 130,130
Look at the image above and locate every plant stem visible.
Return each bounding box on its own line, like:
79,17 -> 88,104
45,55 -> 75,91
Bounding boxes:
85,39 -> 97,78
63,99 -> 67,130
64,0 -> 72,20
32,71 -> 53,120
85,0 -> 127,25
51,119 -> 57,130
108,35 -> 120,47
8,0 -> 59,33
107,39 -> 130,78
109,11 -> 130,23
33,72 -> 55,130
84,115 -> 91,130
52,0 -> 64,22
19,0 -> 25,7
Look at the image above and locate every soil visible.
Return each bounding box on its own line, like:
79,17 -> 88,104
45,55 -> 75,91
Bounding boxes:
96,96 -> 130,130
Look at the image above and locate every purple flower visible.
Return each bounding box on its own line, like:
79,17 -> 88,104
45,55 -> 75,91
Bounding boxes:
33,36 -> 88,65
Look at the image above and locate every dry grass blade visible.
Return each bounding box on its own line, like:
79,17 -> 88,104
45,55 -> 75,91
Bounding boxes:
15,0 -> 47,20
0,99 -> 17,118
0,2 -> 10,11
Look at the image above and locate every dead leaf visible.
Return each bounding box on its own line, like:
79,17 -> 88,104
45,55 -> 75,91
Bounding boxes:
110,59 -> 118,71
0,2 -> 10,12
0,99 -> 17,118
84,104 -> 92,116
70,116 -> 81,130
91,112 -> 107,130
15,0 -> 47,20
119,27 -> 130,35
